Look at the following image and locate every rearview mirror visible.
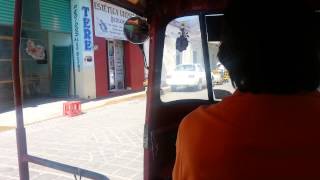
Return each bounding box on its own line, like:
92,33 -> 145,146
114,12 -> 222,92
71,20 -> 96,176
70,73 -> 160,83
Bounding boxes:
124,16 -> 149,44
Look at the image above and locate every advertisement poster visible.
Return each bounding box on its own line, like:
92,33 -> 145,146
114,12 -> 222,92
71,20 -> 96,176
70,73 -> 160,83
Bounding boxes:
71,0 -> 95,70
114,41 -> 124,89
93,0 -> 136,40
108,41 -> 116,90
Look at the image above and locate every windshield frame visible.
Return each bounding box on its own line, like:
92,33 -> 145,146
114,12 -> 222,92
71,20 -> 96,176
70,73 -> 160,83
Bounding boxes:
156,11 -> 225,104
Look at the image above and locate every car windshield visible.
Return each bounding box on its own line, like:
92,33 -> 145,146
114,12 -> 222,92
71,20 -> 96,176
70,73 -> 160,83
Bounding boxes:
160,15 -> 236,102
175,65 -> 195,71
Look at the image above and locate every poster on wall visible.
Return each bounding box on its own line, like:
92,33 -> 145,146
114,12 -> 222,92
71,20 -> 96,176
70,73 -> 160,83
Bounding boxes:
71,0 -> 95,70
108,41 -> 116,90
114,40 -> 124,89
25,39 -> 47,64
93,0 -> 136,40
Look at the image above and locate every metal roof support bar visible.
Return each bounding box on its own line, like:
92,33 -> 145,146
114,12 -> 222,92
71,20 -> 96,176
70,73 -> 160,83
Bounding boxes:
12,0 -> 30,179
12,1 -> 109,180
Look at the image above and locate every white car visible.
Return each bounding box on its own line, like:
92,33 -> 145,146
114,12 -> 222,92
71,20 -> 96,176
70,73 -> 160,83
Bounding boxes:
166,64 -> 206,91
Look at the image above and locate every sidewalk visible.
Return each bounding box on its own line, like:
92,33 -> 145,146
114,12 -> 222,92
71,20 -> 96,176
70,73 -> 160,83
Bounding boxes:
0,90 -> 146,128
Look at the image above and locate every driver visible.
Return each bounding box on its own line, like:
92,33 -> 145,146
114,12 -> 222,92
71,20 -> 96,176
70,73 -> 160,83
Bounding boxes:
173,0 -> 320,179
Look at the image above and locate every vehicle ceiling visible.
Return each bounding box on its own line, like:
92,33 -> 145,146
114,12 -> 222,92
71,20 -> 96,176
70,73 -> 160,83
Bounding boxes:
125,0 -> 320,15
106,0 -> 320,23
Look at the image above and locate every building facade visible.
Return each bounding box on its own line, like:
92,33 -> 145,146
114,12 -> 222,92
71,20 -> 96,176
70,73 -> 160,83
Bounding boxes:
91,0 -> 145,98
0,0 -> 145,111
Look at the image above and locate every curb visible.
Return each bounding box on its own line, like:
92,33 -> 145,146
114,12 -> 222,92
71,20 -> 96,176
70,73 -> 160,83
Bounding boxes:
82,91 -> 146,112
0,126 -> 14,133
0,90 -> 147,132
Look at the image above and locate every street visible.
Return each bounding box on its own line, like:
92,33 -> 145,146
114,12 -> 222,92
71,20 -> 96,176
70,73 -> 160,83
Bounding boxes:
0,97 -> 146,180
161,81 -> 235,102
0,83 -> 236,180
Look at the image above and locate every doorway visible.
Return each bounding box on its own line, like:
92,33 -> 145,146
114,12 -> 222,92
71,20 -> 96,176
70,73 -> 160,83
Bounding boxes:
51,46 -> 72,97
107,40 -> 124,91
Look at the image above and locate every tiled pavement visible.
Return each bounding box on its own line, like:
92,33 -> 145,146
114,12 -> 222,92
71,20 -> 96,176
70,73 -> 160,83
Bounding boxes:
0,97 -> 146,180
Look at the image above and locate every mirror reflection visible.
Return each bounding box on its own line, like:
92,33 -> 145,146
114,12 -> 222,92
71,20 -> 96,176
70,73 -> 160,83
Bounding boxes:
124,16 -> 149,44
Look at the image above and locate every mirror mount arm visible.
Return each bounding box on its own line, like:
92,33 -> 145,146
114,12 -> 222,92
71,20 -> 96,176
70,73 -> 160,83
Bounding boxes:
138,44 -> 149,70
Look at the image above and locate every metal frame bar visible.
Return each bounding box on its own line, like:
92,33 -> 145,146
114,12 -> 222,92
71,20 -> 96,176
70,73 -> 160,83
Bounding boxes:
12,0 -> 29,179
12,1 -> 109,179
25,155 -> 109,180
199,13 -> 214,102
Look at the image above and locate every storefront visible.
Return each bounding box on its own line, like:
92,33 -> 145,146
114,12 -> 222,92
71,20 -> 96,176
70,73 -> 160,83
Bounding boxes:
92,0 -> 145,97
107,40 -> 125,90
0,0 -> 145,111
0,0 -> 15,111
0,0 -> 73,111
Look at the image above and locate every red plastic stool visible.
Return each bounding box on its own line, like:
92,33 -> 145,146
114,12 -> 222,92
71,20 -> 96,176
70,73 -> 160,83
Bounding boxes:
63,101 -> 82,117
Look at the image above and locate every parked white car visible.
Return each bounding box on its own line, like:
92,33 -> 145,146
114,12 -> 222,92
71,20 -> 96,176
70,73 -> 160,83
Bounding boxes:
166,64 -> 206,91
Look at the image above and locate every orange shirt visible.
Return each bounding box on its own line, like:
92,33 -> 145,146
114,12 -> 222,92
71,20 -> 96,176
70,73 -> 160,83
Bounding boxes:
173,91 -> 320,180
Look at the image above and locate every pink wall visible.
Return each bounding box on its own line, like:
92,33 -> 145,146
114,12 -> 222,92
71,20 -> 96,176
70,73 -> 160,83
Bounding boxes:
91,0 -> 144,96
124,42 -> 145,90
93,37 -> 109,97
91,0 -> 108,97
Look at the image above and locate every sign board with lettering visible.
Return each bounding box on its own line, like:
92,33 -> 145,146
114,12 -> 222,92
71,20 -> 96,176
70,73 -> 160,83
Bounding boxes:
71,0 -> 95,70
93,0 -> 136,40
71,0 -> 97,99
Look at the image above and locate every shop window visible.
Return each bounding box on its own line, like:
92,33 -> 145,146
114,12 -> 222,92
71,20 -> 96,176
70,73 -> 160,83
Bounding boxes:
21,28 -> 50,97
206,15 -> 236,101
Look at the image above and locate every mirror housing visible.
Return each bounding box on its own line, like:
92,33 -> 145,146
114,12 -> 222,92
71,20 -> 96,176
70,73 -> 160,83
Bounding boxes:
124,16 -> 149,44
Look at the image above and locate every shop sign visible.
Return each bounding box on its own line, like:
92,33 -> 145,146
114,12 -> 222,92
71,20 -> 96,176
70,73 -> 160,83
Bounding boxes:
93,0 -> 136,40
71,0 -> 95,72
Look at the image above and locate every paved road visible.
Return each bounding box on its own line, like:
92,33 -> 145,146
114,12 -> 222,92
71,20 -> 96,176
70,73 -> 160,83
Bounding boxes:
161,81 -> 235,102
0,97 -> 146,180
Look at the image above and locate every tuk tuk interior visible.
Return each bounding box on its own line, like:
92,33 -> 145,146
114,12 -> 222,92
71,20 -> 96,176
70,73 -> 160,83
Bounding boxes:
10,0 -> 320,179
140,0 -> 320,179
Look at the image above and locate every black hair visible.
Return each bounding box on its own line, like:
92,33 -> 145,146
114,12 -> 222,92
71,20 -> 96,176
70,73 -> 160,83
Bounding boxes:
218,0 -> 320,94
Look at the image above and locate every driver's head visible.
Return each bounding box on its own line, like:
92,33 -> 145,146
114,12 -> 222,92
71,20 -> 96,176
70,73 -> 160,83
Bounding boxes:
218,0 -> 320,94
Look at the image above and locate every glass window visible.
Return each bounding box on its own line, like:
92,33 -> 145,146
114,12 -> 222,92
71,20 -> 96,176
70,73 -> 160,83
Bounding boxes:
206,15 -> 236,101
161,15 -> 208,102
20,29 -> 50,97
